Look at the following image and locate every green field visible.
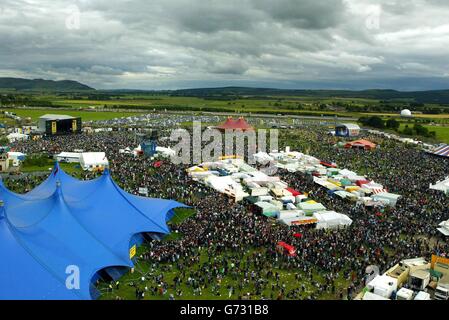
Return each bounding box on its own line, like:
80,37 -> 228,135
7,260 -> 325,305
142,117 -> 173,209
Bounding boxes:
45,95 -> 449,124
98,208 -> 350,300
396,123 -> 449,143
423,125 -> 449,143
2,93 -> 449,144
3,91 -> 449,121
20,158 -> 83,174
1,108 -> 144,121
98,247 -> 350,300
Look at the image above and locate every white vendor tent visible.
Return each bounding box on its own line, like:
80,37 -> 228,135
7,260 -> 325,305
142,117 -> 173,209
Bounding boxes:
54,152 -> 81,163
254,201 -> 279,218
371,192 -> 401,207
334,190 -> 358,200
277,210 -> 303,220
362,292 -> 390,300
204,175 -> 249,201
248,185 -> 269,197
155,146 -> 176,158
313,211 -> 353,230
80,152 -> 109,171
414,291 -> 431,300
437,220 -> 449,236
252,152 -> 274,164
367,275 -> 398,299
430,177 -> 449,195
119,147 -> 133,155
7,132 -> 28,143
297,201 -> 326,214
361,181 -> 384,192
313,176 -> 342,191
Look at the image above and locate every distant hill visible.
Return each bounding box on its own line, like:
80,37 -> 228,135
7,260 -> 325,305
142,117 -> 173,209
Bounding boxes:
169,86 -> 449,104
0,77 -> 94,92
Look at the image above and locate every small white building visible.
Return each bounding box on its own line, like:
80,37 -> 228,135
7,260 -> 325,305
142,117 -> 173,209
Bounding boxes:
7,132 -> 29,143
362,291 -> 390,300
313,211 -> 353,230
430,177 -> 449,195
414,291 -> 431,300
7,152 -> 26,167
54,152 -> 81,163
79,152 -> 109,171
437,220 -> 449,237
155,146 -> 175,158
396,287 -> 414,300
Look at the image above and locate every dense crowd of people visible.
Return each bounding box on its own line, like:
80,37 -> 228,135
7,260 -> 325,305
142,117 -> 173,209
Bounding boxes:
7,124 -> 449,300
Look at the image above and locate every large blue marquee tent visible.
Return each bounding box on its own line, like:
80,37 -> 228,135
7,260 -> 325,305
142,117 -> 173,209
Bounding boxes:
0,162 -> 187,300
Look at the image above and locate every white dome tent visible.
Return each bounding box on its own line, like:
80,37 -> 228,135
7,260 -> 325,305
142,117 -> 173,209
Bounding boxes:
400,109 -> 412,118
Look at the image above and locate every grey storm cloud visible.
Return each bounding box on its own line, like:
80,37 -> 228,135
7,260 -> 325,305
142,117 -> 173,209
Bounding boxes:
0,0 -> 448,90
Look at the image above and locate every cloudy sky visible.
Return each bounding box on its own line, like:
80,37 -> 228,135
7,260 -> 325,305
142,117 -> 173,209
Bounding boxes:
1,0 -> 449,90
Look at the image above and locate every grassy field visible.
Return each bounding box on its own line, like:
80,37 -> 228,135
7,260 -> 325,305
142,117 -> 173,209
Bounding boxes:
97,208 -> 350,300
396,123 -> 449,143
20,158 -> 83,174
423,125 -> 449,143
362,112 -> 449,120
2,106 -> 448,144
98,247 -> 350,300
2,94 -> 449,144
3,93 -> 449,120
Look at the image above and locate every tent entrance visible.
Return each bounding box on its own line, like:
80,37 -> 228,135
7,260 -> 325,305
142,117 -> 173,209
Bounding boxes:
98,266 -> 129,282
142,232 -> 165,242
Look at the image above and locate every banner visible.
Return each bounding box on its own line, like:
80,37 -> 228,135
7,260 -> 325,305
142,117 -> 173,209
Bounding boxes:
431,255 -> 449,271
51,121 -> 57,134
291,218 -> 318,225
129,245 -> 137,259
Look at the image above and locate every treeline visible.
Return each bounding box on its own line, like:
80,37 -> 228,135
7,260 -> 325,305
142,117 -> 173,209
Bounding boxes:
169,87 -> 449,104
105,104 -> 341,116
0,94 -> 56,107
347,102 -> 446,114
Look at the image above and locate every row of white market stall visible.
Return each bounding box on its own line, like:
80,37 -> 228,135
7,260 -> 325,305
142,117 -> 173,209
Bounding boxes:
253,148 -> 402,208
187,156 -> 353,230
429,177 -> 449,236
430,177 -> 449,195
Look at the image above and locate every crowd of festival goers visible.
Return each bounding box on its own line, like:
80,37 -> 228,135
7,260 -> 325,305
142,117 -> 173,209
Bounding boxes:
6,124 -> 449,300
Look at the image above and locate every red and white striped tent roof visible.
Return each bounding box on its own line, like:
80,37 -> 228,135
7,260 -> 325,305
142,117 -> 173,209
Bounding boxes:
431,144 -> 449,158
372,188 -> 388,194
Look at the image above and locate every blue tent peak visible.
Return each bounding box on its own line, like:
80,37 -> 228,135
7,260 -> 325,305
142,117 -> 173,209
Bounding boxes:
0,161 -> 187,300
